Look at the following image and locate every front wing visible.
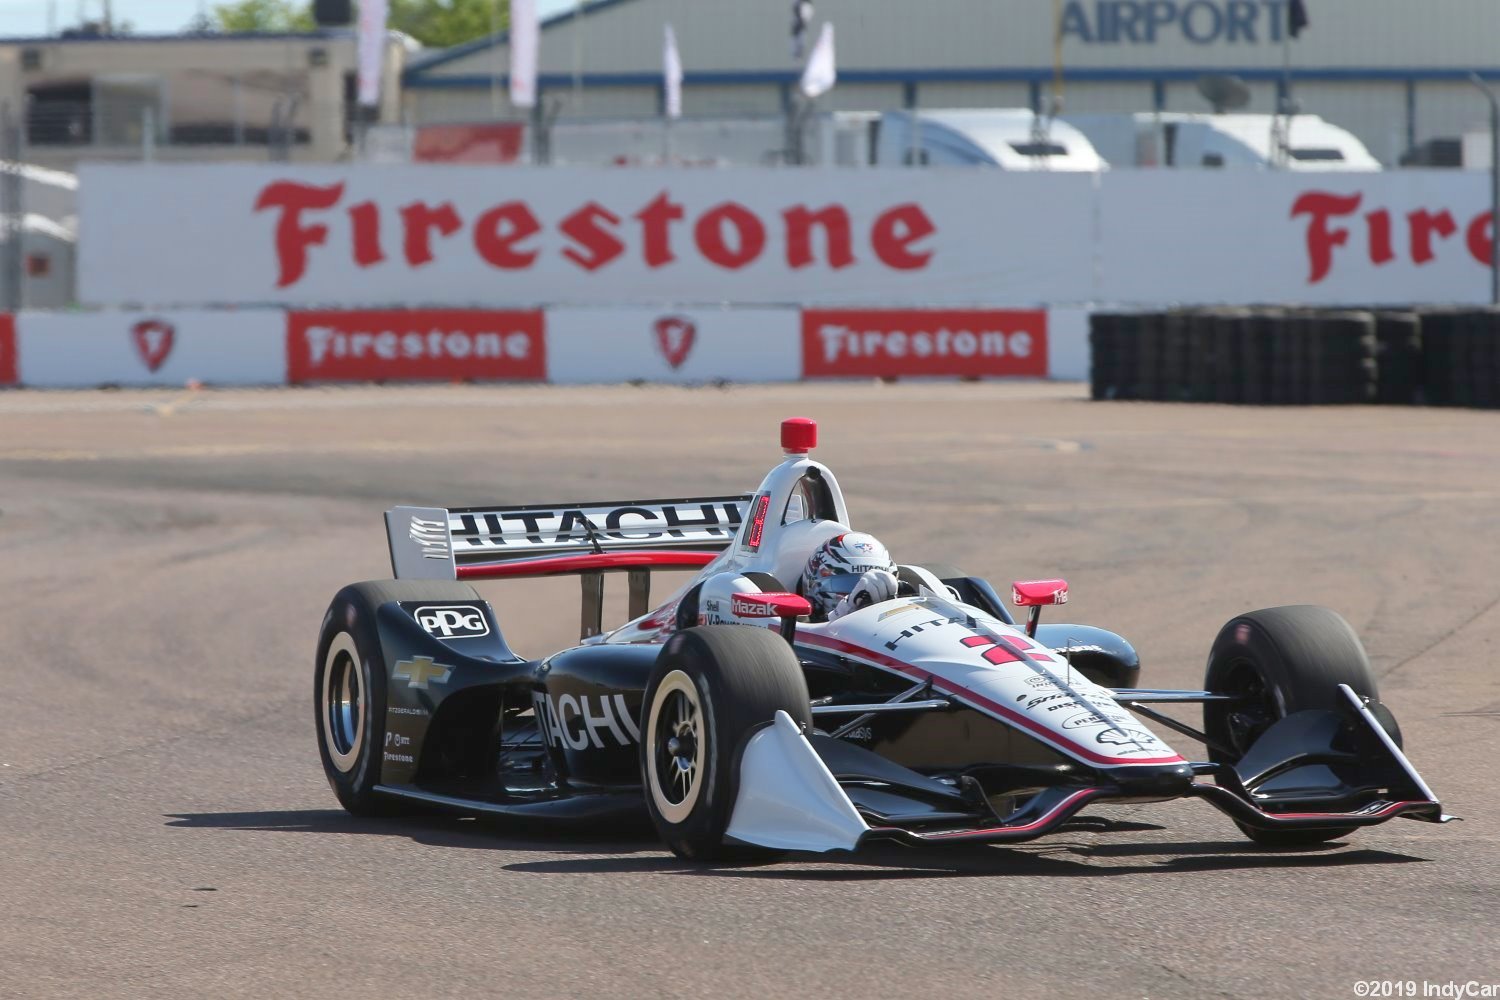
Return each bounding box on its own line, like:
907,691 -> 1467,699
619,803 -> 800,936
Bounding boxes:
724,690 -> 1450,853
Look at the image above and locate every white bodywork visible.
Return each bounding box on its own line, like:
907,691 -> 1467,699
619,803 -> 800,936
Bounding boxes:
605,442 -> 1182,773
724,710 -> 870,852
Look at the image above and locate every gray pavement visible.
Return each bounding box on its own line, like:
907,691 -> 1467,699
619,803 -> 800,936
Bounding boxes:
1,382 -> 1497,999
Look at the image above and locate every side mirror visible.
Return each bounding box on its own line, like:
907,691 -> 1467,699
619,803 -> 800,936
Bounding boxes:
1011,579 -> 1069,636
732,591 -> 812,646
1012,579 -> 1069,607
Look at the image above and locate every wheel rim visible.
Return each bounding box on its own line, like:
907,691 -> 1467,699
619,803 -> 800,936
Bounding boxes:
645,670 -> 707,824
1219,658 -> 1285,758
321,632 -> 365,774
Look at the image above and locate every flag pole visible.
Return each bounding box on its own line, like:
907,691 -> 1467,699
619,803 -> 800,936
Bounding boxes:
572,0 -> 584,111
1468,73 -> 1500,305
1278,24 -> 1291,168
491,0 -> 503,118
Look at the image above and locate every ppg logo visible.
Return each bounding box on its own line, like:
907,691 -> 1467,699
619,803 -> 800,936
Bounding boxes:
414,604 -> 490,638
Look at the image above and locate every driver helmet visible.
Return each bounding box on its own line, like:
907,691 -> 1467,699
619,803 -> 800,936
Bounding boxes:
801,532 -> 898,619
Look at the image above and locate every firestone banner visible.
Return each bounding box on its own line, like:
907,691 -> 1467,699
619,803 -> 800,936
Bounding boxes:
18,310 -> 284,387
77,165 -> 1096,308
0,314 -> 15,386
1098,170 -> 1498,306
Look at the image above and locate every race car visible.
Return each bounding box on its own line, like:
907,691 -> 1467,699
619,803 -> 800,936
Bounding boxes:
313,417 -> 1450,859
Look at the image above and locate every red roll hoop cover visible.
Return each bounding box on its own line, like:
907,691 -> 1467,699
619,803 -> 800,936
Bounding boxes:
781,416 -> 817,453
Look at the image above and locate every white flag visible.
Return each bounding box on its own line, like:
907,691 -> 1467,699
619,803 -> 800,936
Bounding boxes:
799,22 -> 835,99
663,24 -> 684,119
510,0 -> 540,109
357,0 -> 389,107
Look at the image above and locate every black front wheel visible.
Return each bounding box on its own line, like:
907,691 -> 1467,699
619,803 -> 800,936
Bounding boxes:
1204,604 -> 1378,847
314,579 -> 480,816
640,625 -> 811,861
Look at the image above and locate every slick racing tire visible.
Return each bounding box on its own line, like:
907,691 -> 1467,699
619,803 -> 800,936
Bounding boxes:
640,625 -> 811,861
314,579 -> 481,817
1204,605 -> 1382,848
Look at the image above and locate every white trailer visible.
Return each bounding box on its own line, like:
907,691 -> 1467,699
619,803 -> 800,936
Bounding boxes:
1065,112 -> 1381,171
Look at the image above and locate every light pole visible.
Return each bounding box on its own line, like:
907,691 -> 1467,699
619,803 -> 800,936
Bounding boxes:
1468,73 -> 1500,305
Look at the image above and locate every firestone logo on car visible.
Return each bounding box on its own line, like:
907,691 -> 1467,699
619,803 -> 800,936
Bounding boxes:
802,309 -> 1048,379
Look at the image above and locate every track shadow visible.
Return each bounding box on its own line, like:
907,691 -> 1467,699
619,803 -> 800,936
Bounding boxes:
503,840 -> 1427,880
167,809 -> 1428,880
164,808 -> 658,856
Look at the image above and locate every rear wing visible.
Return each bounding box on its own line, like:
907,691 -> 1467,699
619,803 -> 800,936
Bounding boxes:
386,496 -> 750,582
388,496 -> 750,639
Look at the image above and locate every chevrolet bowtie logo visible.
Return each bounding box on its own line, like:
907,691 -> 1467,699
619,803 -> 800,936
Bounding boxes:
392,656 -> 453,690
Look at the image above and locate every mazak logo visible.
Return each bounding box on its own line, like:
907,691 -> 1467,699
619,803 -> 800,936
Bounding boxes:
131,319 -> 175,372
731,596 -> 770,618
409,515 -> 449,560
653,315 -> 696,370
392,656 -> 453,690
802,309 -> 1048,379
414,604 -> 489,638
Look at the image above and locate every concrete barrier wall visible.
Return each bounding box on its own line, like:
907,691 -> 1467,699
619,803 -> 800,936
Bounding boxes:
4,306 -> 1087,387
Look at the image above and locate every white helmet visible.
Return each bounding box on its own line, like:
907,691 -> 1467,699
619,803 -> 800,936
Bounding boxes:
801,532 -> 899,620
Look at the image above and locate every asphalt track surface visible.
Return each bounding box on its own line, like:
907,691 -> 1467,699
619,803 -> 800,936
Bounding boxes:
2,382 -> 1498,1000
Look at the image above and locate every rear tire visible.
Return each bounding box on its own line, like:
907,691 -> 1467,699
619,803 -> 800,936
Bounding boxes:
1203,605 -> 1378,847
314,579 -> 481,817
640,625 -> 811,861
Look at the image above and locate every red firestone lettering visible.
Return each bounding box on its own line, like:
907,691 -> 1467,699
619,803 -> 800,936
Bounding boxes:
695,202 -> 767,270
635,192 -> 684,268
400,201 -> 462,267
1291,191 -> 1362,284
1467,211 -> 1495,267
348,201 -> 384,268
870,204 -> 935,270
783,205 -> 854,269
254,186 -> 942,283
254,180 -> 345,288
560,202 -> 625,271
474,202 -> 541,269
1407,209 -> 1457,265
1366,209 -> 1394,266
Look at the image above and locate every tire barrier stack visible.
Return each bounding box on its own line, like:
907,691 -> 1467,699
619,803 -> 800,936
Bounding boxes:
1090,308 -> 1500,407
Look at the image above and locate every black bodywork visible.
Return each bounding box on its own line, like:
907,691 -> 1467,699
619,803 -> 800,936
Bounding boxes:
378,575 -> 1146,827
358,570 -> 1443,845
370,577 -> 1147,829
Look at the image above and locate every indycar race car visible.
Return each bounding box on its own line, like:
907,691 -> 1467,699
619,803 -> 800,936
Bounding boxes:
313,417 -> 1450,858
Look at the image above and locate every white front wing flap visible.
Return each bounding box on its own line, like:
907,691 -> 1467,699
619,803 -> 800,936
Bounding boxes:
724,711 -> 870,853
